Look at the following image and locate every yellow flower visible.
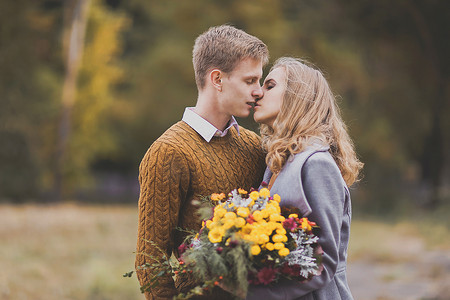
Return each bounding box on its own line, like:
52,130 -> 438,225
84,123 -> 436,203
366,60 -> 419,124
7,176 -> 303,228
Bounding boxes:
272,234 -> 285,243
301,218 -> 312,231
261,222 -> 274,236
218,193 -> 226,200
267,202 -> 281,213
269,213 -> 279,222
273,222 -> 283,230
265,205 -> 278,215
238,188 -> 248,195
276,228 -> 287,235
267,221 -> 278,233
208,227 -> 224,243
252,210 -> 263,222
274,242 -> 284,250
273,194 -> 281,203
250,245 -> 261,256
236,207 -> 250,218
259,188 -> 270,198
224,212 -> 237,220
279,247 -> 290,257
234,217 -> 246,228
289,214 -> 298,219
265,242 -> 275,251
257,234 -> 270,244
223,219 -> 235,229
249,191 -> 260,201
206,220 -> 213,229
269,214 -> 284,222
211,193 -> 220,201
261,208 -> 270,219
214,207 -> 227,218
242,234 -> 253,242
241,223 -> 254,234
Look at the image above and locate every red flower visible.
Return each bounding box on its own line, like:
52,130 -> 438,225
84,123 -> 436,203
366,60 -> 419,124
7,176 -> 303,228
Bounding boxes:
280,263 -> 300,277
283,218 -> 297,232
229,239 -> 239,248
257,267 -> 277,285
178,243 -> 188,256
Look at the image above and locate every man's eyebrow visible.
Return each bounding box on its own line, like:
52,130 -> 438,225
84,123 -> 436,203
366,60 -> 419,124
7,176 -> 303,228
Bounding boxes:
244,74 -> 261,79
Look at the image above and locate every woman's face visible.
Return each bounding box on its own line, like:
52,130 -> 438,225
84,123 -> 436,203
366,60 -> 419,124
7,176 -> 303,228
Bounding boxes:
253,67 -> 286,127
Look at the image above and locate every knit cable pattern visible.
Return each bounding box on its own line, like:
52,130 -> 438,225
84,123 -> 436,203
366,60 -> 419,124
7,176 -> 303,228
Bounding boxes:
136,121 -> 266,299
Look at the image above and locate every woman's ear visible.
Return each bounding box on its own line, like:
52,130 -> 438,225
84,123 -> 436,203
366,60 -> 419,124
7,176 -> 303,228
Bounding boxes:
209,69 -> 222,92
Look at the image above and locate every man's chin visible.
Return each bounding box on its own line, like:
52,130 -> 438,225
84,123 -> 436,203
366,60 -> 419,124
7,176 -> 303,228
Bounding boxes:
234,110 -> 251,118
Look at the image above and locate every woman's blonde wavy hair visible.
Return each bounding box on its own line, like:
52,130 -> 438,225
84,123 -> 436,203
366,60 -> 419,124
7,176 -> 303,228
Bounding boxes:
260,57 -> 363,186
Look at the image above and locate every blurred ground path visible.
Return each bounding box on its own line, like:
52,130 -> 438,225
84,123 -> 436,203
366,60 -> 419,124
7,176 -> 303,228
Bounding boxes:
0,204 -> 449,299
348,220 -> 450,300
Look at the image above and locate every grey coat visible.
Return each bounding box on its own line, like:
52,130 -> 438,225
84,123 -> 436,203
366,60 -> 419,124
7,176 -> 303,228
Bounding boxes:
246,145 -> 354,300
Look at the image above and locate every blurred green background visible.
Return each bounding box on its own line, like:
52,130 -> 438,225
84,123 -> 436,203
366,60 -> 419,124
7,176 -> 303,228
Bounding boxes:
1,0 -> 449,213
1,1 -> 449,299
2,0 -> 450,214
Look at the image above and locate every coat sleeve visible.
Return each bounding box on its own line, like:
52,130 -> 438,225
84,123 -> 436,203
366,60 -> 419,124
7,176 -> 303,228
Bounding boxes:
246,153 -> 346,300
135,141 -> 190,300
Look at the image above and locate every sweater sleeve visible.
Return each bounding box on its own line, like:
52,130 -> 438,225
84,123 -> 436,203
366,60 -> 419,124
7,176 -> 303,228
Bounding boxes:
246,153 -> 346,300
135,141 -> 190,300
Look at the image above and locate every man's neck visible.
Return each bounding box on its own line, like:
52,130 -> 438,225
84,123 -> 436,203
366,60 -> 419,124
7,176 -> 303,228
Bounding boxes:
195,94 -> 231,131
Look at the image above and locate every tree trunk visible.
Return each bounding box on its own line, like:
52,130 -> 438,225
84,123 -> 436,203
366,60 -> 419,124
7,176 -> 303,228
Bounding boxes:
54,0 -> 91,201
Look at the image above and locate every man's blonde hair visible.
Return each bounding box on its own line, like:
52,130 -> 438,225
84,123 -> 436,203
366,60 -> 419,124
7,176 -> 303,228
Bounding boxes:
260,57 -> 363,186
193,25 -> 269,89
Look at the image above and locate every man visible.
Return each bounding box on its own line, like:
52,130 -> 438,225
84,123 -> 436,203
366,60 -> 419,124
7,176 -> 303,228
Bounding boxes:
135,25 -> 269,299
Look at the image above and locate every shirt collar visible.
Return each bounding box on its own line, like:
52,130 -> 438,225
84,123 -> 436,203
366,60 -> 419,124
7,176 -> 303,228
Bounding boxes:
182,107 -> 240,142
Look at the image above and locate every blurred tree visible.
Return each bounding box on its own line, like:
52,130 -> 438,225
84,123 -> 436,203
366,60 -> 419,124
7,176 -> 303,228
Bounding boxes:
55,0 -> 128,198
0,0 -> 128,201
0,0 -> 56,201
1,0 -> 447,209
54,0 -> 91,201
340,0 -> 450,208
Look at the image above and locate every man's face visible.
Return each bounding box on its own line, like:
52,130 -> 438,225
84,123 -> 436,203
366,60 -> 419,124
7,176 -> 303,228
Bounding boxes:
218,58 -> 264,118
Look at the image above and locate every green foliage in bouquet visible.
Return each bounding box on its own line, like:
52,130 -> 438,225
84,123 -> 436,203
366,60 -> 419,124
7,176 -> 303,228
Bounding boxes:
180,229 -> 253,295
126,187 -> 322,299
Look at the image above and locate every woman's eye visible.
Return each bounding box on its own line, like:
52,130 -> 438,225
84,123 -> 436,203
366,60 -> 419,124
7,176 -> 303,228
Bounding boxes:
266,84 -> 275,90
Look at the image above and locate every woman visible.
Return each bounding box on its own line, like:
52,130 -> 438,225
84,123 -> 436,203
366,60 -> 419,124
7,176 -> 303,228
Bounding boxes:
248,57 -> 363,300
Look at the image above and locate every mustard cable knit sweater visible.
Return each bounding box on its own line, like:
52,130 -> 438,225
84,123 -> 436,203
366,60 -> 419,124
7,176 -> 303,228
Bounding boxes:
135,121 -> 266,299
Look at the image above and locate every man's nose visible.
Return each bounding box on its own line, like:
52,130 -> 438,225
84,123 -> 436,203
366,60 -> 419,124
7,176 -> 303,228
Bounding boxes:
252,85 -> 264,99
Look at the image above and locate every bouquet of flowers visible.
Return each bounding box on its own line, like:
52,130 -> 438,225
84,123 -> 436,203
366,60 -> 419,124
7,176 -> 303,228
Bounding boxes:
128,187 -> 322,299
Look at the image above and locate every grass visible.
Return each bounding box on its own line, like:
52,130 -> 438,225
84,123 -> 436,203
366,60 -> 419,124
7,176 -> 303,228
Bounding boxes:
0,204 -> 142,300
0,203 -> 448,300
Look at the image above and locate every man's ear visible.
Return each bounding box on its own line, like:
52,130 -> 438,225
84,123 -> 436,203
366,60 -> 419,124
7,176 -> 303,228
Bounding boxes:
209,69 -> 222,92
